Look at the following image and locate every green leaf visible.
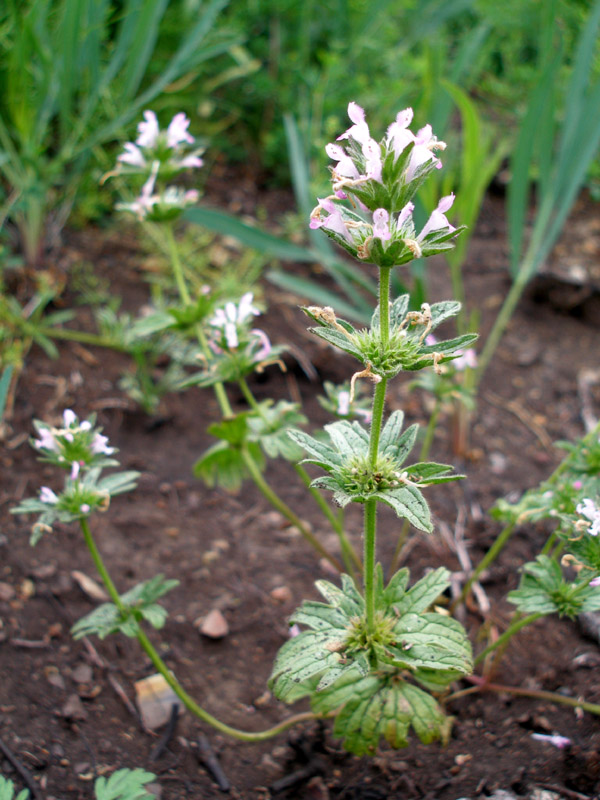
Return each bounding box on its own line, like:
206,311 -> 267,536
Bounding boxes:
0,776 -> 29,800
193,441 -> 264,492
246,401 -> 307,461
185,207 -> 314,262
97,471 -> 140,496
311,672 -> 452,755
207,413 -> 250,446
394,567 -> 450,616
288,429 -> 341,470
374,484 -> 432,532
94,768 -> 156,800
508,555 -> 600,618
71,575 -> 178,640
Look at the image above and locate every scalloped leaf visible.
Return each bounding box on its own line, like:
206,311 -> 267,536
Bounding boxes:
374,484 -> 432,532
311,671 -> 452,755
94,768 -> 156,800
394,567 -> 450,615
247,401 -> 307,460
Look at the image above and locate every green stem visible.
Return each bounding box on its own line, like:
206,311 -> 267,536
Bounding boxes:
79,519 -> 319,741
240,448 -> 344,573
165,223 -> 191,305
451,522 -> 516,613
41,327 -> 129,351
363,266 -> 392,635
474,612 -> 542,666
475,271 -> 528,388
447,677 -> 600,716
364,499 -> 377,634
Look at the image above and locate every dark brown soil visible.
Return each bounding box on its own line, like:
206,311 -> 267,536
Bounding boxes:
1,189 -> 600,800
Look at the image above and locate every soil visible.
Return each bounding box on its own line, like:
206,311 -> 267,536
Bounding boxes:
1,185 -> 600,800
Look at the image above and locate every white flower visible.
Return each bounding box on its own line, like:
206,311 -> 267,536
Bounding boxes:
117,142 -> 147,168
91,433 -> 114,455
34,427 -> 59,452
209,293 -> 260,350
136,110 -> 160,148
576,498 -> 600,537
166,113 -> 195,148
372,209 -> 391,241
63,409 -> 77,427
40,487 -> 59,505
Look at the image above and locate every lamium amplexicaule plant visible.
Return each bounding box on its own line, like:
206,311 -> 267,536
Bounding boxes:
12,103 -> 600,762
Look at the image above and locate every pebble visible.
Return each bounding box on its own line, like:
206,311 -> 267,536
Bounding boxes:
199,609 -> 229,639
0,582 -> 15,602
61,694 -> 88,721
71,571 -> 108,601
31,564 -> 57,580
45,666 -> 66,690
71,664 -> 93,684
270,586 -> 292,603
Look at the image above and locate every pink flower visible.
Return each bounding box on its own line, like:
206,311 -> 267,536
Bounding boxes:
453,349 -> 478,371
590,576 -> 600,587
117,142 -> 147,168
250,329 -> 272,361
406,125 -> 445,181
397,201 -> 415,229
372,209 -> 391,241
310,198 -> 353,243
210,293 -> 260,350
573,480 -> 583,490
136,110 -> 160,148
63,409 -> 77,427
362,138 -> 382,182
386,108 -> 415,159
337,102 -> 371,146
325,143 -> 360,181
166,113 -> 195,148
419,194 -> 456,241
531,733 -> 571,749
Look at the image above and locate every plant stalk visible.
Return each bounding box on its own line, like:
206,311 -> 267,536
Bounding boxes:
240,448 -> 343,573
79,519 -> 319,741
446,676 -> 600,716
363,266 -> 392,634
474,612 -> 542,666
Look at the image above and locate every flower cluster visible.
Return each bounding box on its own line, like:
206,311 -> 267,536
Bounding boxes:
14,416 -> 139,544
109,111 -> 203,221
181,293 -> 286,389
33,409 -> 117,478
309,103 -> 464,268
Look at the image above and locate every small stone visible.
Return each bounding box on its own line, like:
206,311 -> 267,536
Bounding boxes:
489,452 -> 507,475
0,582 -> 15,602
146,783 -> 163,799
31,564 -> 57,580
135,674 -> 181,731
71,664 -> 93,684
71,571 -> 108,601
165,527 -> 179,538
19,579 -> 35,599
270,586 -> 292,603
45,666 -> 66,690
62,693 -> 88,721
199,609 -> 229,639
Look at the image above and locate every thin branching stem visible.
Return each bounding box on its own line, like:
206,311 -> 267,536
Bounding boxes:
79,518 -> 320,741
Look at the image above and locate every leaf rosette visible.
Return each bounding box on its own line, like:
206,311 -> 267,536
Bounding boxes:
508,555 -> 600,618
269,567 -> 472,755
289,410 -> 462,531
304,295 -> 477,380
